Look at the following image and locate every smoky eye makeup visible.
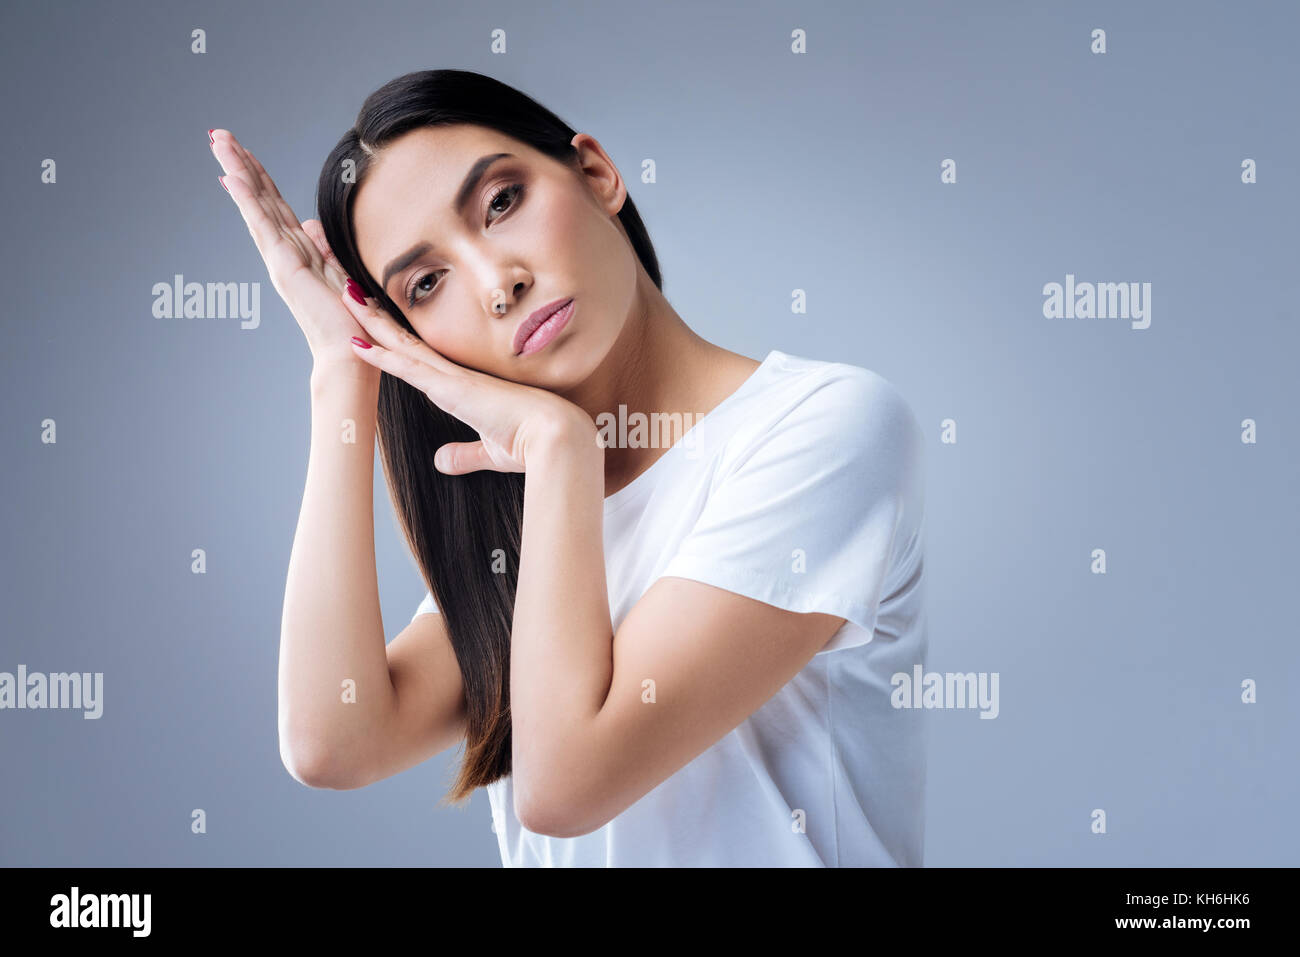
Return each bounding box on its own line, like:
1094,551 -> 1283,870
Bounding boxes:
401,174 -> 528,309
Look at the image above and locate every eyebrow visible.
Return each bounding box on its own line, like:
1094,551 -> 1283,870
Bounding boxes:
380,152 -> 516,296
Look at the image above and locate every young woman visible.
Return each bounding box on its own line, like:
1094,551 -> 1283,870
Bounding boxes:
209,69 -> 928,867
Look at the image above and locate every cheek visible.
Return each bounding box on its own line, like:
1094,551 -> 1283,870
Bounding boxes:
410,295 -> 518,377
414,323 -> 478,370
529,185 -> 605,265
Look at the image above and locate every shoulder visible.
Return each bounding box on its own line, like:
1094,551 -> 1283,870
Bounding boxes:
735,354 -> 923,470
806,362 -> 917,433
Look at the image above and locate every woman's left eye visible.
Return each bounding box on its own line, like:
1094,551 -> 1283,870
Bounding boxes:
406,182 -> 524,308
486,182 -> 523,223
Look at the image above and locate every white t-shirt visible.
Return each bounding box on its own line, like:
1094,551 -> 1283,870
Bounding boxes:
411,349 -> 928,867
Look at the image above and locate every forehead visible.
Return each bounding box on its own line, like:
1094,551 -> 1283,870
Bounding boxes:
352,124 -> 526,277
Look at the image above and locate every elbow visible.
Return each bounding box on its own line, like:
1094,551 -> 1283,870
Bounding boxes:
513,781 -> 603,839
512,740 -> 613,837
515,800 -> 578,839
279,734 -> 365,791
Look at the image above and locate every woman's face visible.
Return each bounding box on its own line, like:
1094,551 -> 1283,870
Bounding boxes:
351,123 -> 638,390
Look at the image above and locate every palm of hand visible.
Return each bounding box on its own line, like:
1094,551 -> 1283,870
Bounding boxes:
209,129 -> 368,356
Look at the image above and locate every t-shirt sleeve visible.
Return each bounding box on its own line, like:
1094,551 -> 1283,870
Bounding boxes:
411,590 -> 440,621
657,367 -> 923,653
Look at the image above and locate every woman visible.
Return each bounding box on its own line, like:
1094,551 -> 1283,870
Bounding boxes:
209,68 -> 928,867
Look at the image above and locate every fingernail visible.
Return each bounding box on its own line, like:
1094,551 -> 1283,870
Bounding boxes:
350,336 -> 372,349
346,278 -> 367,305
208,129 -> 216,144
218,175 -> 228,193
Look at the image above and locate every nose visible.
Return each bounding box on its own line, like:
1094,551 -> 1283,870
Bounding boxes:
487,280 -> 527,317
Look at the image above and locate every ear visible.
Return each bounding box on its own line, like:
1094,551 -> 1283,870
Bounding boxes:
569,133 -> 626,218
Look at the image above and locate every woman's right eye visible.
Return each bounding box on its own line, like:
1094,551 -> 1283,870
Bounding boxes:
407,269 -> 446,308
405,181 -> 525,309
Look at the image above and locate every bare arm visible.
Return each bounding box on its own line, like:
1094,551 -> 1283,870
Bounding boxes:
275,365 -> 375,782
279,364 -> 466,789
205,129 -> 465,789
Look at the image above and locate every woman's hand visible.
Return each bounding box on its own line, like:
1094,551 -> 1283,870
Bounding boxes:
340,293 -> 597,474
208,129 -> 374,372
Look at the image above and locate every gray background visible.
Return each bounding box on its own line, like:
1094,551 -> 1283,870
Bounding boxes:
1,0 -> 1295,866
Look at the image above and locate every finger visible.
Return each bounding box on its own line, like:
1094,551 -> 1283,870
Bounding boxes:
209,130 -> 274,223
209,132 -> 253,198
215,165 -> 281,261
210,135 -> 279,250
339,283 -> 464,378
230,137 -> 303,235
227,135 -> 277,197
344,310 -> 471,418
210,130 -> 298,242
434,441 -> 494,475
214,130 -> 281,210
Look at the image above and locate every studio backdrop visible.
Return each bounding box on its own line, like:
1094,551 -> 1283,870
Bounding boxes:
1,0 -> 1295,866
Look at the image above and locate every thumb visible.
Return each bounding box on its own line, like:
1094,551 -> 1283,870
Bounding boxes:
434,441 -> 495,475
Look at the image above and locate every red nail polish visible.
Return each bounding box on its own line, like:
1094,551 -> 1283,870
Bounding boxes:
208,129 -> 215,144
218,176 -> 228,192
350,336 -> 372,349
346,278 -> 367,305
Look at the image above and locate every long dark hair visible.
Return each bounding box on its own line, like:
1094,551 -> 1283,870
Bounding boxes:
315,69 -> 662,805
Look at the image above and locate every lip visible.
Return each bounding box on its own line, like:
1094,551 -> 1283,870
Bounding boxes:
514,297 -> 574,355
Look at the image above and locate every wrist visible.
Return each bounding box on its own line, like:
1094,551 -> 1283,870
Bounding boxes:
310,355 -> 381,399
526,406 -> 601,471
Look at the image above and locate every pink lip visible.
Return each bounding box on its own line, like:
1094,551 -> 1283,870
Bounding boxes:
514,297 -> 574,355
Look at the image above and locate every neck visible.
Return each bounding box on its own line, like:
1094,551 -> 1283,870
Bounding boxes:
556,268 -> 755,497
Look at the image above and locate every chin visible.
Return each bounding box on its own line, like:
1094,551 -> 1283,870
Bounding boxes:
524,345 -> 603,392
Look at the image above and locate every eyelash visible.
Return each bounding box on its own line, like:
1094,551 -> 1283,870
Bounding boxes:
404,181 -> 525,308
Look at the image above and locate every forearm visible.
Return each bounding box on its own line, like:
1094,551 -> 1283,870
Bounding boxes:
509,416 -> 613,811
278,361 -> 393,782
